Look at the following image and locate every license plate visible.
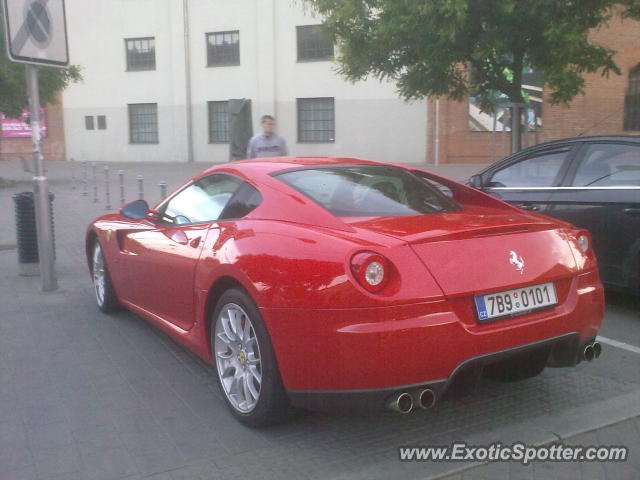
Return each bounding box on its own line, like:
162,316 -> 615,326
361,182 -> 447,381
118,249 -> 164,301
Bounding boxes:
474,282 -> 558,322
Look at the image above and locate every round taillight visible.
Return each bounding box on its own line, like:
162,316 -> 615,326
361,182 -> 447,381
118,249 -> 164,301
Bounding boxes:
577,234 -> 589,253
364,261 -> 385,287
351,252 -> 390,293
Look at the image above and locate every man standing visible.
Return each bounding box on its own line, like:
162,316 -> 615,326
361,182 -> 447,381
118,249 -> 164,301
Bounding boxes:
246,115 -> 288,158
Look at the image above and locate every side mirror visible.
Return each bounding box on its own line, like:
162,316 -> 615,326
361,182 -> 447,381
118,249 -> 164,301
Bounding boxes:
120,199 -> 150,220
468,174 -> 484,189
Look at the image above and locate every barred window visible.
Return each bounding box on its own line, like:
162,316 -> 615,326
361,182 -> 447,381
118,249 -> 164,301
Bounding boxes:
297,25 -> 333,61
624,66 -> 640,131
297,97 -> 335,142
206,31 -> 240,67
128,103 -> 158,144
208,101 -> 229,143
125,37 -> 156,71
85,116 -> 94,130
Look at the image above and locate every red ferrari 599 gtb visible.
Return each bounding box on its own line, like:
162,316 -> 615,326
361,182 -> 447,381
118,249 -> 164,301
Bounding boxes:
87,157 -> 604,426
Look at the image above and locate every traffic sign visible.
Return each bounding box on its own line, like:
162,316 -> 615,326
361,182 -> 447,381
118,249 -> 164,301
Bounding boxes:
2,0 -> 69,67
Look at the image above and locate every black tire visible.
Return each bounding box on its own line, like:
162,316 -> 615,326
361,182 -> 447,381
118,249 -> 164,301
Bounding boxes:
91,240 -> 121,313
211,288 -> 293,427
483,348 -> 549,382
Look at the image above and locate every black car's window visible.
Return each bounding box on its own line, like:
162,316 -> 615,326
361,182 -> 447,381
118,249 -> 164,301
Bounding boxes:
489,148 -> 570,188
275,165 -> 459,217
572,143 -> 640,187
161,174 -> 243,224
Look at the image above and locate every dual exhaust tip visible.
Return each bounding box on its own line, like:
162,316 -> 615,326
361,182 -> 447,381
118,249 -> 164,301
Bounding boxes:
583,341 -> 602,362
386,388 -> 436,414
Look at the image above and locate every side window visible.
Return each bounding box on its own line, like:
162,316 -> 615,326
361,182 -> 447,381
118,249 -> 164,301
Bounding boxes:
161,174 -> 243,225
489,148 -> 570,188
219,183 -> 263,220
572,143 -> 640,187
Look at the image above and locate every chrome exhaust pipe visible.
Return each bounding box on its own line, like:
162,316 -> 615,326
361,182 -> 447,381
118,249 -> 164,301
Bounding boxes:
416,388 -> 436,410
583,344 -> 595,362
386,392 -> 413,414
592,341 -> 602,359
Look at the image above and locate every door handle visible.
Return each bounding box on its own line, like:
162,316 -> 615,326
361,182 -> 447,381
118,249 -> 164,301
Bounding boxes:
189,236 -> 202,248
516,204 -> 539,212
624,207 -> 640,215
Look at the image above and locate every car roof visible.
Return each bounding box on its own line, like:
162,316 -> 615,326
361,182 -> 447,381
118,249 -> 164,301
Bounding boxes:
200,156 -> 379,178
506,135 -> 640,156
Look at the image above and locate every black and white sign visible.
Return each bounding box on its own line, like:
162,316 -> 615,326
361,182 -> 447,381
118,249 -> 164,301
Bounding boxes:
2,0 -> 69,67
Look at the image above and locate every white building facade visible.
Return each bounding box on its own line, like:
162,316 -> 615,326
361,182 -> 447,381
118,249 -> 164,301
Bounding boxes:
62,0 -> 427,164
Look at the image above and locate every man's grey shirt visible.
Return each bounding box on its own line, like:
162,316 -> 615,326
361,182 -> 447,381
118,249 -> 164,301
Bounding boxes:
246,133 -> 288,158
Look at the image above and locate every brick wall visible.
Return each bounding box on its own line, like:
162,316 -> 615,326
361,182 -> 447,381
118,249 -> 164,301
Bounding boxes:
0,101 -> 66,162
431,10 -> 640,164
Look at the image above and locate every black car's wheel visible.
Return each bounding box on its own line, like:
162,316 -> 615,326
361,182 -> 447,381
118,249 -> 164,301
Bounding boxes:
483,348 -> 549,382
211,288 -> 293,427
91,240 -> 120,313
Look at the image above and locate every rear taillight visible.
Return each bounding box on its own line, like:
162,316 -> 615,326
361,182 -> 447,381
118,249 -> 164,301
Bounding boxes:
573,230 -> 592,254
351,252 -> 390,292
577,234 -> 589,253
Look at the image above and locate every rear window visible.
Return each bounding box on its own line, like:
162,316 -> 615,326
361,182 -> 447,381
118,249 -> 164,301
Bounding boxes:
274,165 -> 459,217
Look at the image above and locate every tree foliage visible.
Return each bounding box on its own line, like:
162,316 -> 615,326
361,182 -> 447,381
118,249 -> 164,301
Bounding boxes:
0,21 -> 81,118
305,0 -> 638,111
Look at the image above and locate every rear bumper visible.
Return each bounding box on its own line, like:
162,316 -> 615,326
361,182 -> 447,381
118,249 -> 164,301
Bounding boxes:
287,332 -> 588,412
261,271 -> 604,407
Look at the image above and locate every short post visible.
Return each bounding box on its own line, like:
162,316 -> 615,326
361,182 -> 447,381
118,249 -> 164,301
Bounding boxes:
137,174 -> 144,200
92,162 -> 98,203
81,161 -> 88,196
104,166 -> 111,210
70,157 -> 76,190
159,180 -> 167,200
118,170 -> 125,205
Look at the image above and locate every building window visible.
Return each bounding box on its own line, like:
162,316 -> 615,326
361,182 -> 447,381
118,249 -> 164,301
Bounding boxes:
206,31 -> 240,67
208,101 -> 229,143
297,25 -> 333,61
624,66 -> 640,131
297,97 -> 335,142
125,37 -> 156,71
85,116 -> 94,130
128,103 -> 158,144
97,115 -> 107,130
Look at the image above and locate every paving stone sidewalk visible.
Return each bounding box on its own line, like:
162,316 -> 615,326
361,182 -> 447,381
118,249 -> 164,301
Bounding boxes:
1,158 -> 639,480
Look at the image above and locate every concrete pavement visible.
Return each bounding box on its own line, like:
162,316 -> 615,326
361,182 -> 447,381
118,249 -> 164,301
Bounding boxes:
1,158 -> 639,480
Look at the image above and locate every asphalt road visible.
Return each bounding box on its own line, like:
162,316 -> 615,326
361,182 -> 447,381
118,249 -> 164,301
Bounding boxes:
0,159 -> 638,480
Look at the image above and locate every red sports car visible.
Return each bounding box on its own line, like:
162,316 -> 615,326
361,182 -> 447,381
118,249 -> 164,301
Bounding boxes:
86,157 -> 604,427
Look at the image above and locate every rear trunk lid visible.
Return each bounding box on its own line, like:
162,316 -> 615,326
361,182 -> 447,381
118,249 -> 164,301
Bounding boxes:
347,207 -> 578,297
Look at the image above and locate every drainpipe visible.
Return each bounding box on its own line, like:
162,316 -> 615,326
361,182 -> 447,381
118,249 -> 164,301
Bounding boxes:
183,0 -> 194,162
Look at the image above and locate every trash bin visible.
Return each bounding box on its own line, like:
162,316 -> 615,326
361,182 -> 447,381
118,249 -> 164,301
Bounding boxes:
13,191 -> 55,276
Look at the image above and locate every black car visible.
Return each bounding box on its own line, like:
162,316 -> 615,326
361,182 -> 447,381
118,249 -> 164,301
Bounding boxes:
469,135 -> 640,295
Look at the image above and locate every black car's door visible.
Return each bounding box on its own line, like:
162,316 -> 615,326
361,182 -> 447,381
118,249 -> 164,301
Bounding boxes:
480,144 -> 577,214
546,141 -> 640,289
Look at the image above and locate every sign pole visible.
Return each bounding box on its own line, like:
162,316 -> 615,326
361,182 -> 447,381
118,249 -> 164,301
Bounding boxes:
26,63 -> 57,291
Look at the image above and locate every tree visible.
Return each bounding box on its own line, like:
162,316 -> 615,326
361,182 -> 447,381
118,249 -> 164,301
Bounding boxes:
0,22 -> 81,118
304,0 -> 638,113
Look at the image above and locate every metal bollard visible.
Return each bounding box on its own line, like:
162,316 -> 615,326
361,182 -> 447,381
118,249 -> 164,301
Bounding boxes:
92,162 -> 98,203
137,174 -> 144,200
70,157 -> 76,190
81,161 -> 88,196
118,170 -> 125,205
159,181 -> 167,200
104,166 -> 111,210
